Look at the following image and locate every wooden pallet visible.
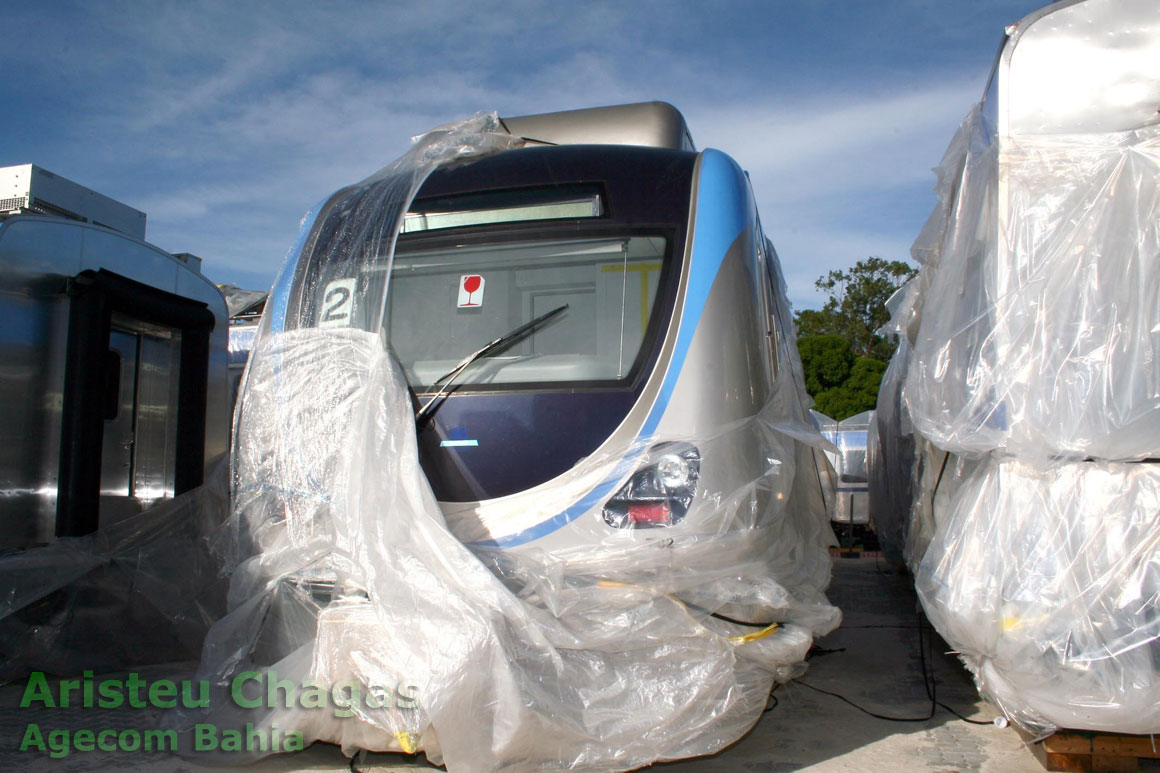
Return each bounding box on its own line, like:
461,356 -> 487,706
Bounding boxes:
1020,728 -> 1160,772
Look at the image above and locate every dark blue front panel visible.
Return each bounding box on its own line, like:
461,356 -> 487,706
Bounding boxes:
418,391 -> 637,501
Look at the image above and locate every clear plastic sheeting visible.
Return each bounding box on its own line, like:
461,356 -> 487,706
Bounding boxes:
164,114 -> 838,770
878,0 -> 1160,737
904,114 -> 1160,461
0,464 -> 229,679
915,457 -> 1160,734
867,339 -> 914,568
217,283 -> 268,318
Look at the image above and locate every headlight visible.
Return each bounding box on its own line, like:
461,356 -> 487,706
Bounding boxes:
656,453 -> 692,489
602,443 -> 700,529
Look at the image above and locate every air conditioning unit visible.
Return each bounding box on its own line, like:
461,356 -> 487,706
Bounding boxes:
0,163 -> 147,240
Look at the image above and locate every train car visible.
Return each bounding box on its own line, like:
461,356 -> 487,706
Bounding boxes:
874,0 -> 1160,735
0,173 -> 230,549
191,104 -> 838,765
265,102 -> 827,604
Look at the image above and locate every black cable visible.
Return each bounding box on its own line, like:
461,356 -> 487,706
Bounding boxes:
807,645 -> 846,658
764,683 -> 780,713
933,450 -> 951,501
779,611 -> 994,725
795,679 -> 935,722
919,463 -> 996,728
917,611 -> 993,726
709,611 -> 777,628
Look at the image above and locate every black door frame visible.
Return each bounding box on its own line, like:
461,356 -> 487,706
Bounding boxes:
56,269 -> 215,537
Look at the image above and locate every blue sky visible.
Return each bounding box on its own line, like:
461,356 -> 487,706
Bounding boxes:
0,1 -> 1045,308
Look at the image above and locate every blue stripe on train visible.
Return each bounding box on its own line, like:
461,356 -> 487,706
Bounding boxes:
475,150 -> 750,549
269,198 -> 326,334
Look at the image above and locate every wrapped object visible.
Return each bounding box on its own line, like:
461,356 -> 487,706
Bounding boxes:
904,1 -> 1160,462
165,110 -> 838,770
217,284 -> 268,318
818,411 -> 872,525
867,340 -> 914,567
882,0 -> 1160,736
916,458 -> 1160,734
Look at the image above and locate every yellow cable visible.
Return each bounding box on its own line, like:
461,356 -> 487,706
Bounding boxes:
394,731 -> 419,754
729,622 -> 780,645
594,580 -> 780,645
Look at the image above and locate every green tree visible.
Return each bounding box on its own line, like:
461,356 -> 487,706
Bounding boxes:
797,335 -> 854,395
812,358 -> 886,420
795,257 -> 917,360
794,257 -> 914,420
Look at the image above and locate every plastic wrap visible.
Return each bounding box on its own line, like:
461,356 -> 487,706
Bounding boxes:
882,1 -> 1160,736
915,457 -> 1160,734
217,284 -> 268,318
0,464 -> 228,679
904,112 -> 1160,461
163,114 -> 838,770
867,339 -> 914,567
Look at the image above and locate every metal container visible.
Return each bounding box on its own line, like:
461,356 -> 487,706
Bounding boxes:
0,214 -> 229,549
819,410 -> 872,525
0,164 -> 147,240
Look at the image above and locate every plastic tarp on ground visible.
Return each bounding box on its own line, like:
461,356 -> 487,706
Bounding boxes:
161,114 -> 839,770
875,0 -> 1160,736
0,466 -> 229,680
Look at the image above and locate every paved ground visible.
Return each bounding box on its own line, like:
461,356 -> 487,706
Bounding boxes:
653,555 -> 1040,773
0,556 -> 1067,771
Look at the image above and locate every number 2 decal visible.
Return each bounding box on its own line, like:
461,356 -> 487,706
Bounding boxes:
319,279 -> 356,328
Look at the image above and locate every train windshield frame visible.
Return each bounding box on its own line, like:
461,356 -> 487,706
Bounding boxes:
286,145 -> 697,501
384,220 -> 677,394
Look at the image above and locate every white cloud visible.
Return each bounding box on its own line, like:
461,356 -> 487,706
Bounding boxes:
678,80 -> 979,309
691,79 -> 980,203
2,1 -> 998,309
770,219 -> 920,310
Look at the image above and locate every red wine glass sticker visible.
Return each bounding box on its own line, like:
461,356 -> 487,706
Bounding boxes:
458,274 -> 485,307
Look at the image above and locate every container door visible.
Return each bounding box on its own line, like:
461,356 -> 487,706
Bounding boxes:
97,322 -> 181,528
99,330 -> 139,515
57,267 -> 214,540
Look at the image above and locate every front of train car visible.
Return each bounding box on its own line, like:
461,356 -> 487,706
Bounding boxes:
267,139 -> 832,618
182,107 -> 837,768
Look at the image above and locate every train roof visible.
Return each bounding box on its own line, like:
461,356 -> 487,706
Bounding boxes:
500,102 -> 695,151
987,0 -> 1160,136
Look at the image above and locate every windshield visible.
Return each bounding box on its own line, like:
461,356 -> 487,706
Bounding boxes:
385,235 -> 667,389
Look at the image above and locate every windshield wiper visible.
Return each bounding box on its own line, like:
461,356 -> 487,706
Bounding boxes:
415,303 -> 569,426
